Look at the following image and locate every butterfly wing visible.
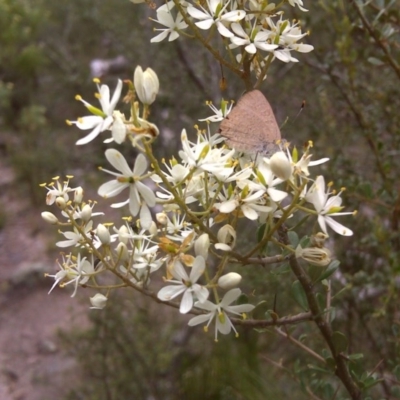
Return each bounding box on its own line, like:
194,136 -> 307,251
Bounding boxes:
219,90 -> 281,154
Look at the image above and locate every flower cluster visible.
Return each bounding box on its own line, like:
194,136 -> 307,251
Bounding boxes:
42,74 -> 355,339
41,0 -> 356,341
142,0 -> 313,75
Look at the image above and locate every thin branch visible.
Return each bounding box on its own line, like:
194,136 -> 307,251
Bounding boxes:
350,0 -> 400,80
278,226 -> 362,400
233,311 -> 312,327
275,327 -> 326,364
263,356 -> 324,400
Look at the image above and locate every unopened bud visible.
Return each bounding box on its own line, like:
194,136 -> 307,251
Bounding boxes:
74,187 -> 84,203
195,233 -> 210,260
270,151 -> 292,181
156,212 -> 168,225
116,225 -> 128,244
116,242 -> 129,261
218,272 -> 242,289
80,204 -> 92,222
41,211 -> 59,225
148,221 -> 158,235
90,293 -> 108,309
215,224 -> 236,251
134,66 -> 159,105
55,196 -> 67,210
96,224 -> 111,245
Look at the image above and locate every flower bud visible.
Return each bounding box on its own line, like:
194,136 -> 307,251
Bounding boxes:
270,151 -> 292,181
111,112 -> 127,144
116,242 -> 129,261
296,245 -> 331,267
80,204 -> 92,222
90,293 -> 108,309
310,232 -> 329,248
148,221 -> 158,236
41,211 -> 59,225
55,196 -> 67,210
195,233 -> 210,260
218,272 -> 242,289
96,224 -> 111,245
134,66 -> 159,105
215,224 -> 236,251
118,225 -> 129,244
156,212 -> 168,225
74,187 -> 84,204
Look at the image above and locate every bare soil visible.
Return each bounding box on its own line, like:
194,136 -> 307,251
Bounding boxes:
0,161 -> 87,400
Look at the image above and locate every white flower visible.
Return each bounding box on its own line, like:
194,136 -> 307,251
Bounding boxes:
288,0 -> 308,12
150,6 -> 188,43
265,17 -> 314,63
179,129 -> 235,174
98,149 -> 156,229
157,256 -> 209,314
68,79 -> 123,145
56,220 -> 99,248
42,176 -> 75,205
305,176 -> 354,236
286,146 -> 329,179
188,288 -> 254,341
230,22 -> 277,54
215,186 -> 272,221
131,237 -> 162,271
199,99 -> 234,122
134,66 -> 160,105
187,0 -> 246,38
247,161 -> 288,202
47,254 -> 95,297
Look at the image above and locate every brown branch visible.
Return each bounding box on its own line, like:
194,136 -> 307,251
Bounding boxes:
233,311 -> 312,327
278,225 -> 362,400
350,0 -> 400,80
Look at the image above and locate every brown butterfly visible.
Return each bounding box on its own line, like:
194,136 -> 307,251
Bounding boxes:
219,90 -> 282,155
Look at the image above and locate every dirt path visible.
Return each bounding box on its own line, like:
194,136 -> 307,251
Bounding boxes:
0,161 -> 87,400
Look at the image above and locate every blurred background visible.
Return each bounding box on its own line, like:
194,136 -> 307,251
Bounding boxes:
0,0 -> 399,399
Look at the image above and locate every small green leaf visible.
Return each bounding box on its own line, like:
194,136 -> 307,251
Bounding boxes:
287,231 -> 299,247
368,57 -> 384,66
316,260 -> 340,282
348,353 -> 364,361
257,223 -> 266,243
291,280 -> 309,311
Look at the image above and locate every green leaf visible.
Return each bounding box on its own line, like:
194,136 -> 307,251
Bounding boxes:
332,331 -> 348,354
316,260 -> 340,282
287,231 -> 299,247
348,353 -> 364,361
291,280 -> 309,311
368,57 -> 384,66
257,223 -> 266,243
